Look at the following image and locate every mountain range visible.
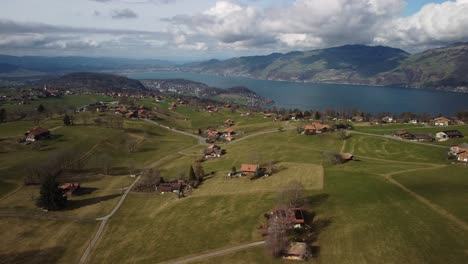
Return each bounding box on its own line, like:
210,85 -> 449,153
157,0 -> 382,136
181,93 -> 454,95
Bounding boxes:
185,43 -> 468,92
1,42 -> 468,92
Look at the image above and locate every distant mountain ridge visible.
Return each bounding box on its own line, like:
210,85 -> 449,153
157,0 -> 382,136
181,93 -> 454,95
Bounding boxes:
184,43 -> 468,92
0,55 -> 173,75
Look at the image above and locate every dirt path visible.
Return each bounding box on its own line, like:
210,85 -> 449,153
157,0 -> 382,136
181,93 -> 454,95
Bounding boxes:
362,156 -> 468,232
79,175 -> 141,264
144,119 -> 206,145
158,241 -> 265,264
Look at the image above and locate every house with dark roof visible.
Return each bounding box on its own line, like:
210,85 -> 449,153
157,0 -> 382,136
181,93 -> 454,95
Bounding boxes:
436,130 -> 464,141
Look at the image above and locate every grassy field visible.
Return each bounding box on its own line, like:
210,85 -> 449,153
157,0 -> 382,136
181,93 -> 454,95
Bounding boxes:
393,165 -> 468,223
0,217 -> 97,264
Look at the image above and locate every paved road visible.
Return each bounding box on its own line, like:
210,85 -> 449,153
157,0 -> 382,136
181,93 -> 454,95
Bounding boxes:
79,176 -> 141,264
159,241 -> 265,264
349,131 -> 447,149
144,119 -> 206,145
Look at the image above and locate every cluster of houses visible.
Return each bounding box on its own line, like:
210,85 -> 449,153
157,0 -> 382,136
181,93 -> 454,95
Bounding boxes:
114,105 -> 152,119
205,120 -> 237,143
449,143 -> 468,163
302,122 -> 332,135
393,129 -> 464,142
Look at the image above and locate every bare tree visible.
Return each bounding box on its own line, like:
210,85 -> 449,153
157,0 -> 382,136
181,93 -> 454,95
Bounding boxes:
266,214 -> 290,257
277,181 -> 306,208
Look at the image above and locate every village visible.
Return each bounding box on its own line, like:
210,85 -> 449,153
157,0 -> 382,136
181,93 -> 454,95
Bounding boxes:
1,85 -> 468,263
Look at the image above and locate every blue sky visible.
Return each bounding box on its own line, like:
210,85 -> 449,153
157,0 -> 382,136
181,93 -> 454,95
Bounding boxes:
0,0 -> 467,59
405,0 -> 447,15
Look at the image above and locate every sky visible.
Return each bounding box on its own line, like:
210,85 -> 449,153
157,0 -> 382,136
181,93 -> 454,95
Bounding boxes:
1,0 -> 468,60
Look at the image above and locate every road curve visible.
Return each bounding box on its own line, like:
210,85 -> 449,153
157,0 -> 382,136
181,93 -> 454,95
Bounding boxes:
144,119 -> 206,145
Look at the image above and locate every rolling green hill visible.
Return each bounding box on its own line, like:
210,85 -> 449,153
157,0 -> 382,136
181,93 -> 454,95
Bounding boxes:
187,43 -> 468,92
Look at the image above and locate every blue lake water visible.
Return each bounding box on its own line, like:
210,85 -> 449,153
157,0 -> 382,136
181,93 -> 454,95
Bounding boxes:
128,71 -> 468,115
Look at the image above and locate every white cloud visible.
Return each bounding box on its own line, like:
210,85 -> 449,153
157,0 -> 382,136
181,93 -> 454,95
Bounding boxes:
376,0 -> 468,50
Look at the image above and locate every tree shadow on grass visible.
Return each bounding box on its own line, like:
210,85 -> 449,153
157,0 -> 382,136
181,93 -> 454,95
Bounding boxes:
66,193 -> 121,210
73,187 -> 98,196
0,246 -> 65,264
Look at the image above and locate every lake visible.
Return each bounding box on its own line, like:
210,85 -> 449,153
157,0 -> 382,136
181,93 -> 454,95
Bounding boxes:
128,71 -> 468,115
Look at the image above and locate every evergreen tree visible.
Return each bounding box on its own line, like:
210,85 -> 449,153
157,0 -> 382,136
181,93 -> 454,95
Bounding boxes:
63,114 -> 71,126
0,108 -> 6,123
188,165 -> 197,182
231,166 -> 236,174
37,104 -> 45,113
194,162 -> 205,182
37,175 -> 67,210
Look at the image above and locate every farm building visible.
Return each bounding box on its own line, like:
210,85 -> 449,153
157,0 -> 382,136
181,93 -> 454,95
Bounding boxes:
25,127 -> 50,142
240,164 -> 258,176
272,208 -> 305,227
436,130 -> 464,141
282,242 -> 310,261
224,119 -> 235,127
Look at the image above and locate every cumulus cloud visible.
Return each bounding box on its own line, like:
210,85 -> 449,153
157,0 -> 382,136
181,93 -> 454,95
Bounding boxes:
111,8 -> 138,19
375,0 -> 468,50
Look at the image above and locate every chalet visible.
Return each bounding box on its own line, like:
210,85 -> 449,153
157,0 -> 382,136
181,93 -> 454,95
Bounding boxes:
60,183 -> 80,196
25,127 -> 50,142
433,117 -> 451,126
204,145 -> 223,159
408,119 -> 419,124
449,143 -> 468,163
240,164 -> 258,176
224,119 -> 235,127
283,242 -> 310,261
223,127 -> 235,136
225,135 -> 235,141
436,130 -> 464,141
158,182 -> 182,193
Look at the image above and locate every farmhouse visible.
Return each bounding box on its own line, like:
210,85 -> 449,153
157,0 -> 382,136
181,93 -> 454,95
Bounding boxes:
25,127 -> 50,142
433,117 -> 451,126
436,130 -> 464,141
240,164 -> 258,176
59,183 -> 80,196
341,153 -> 354,161
158,182 -> 181,193
282,242 -> 310,261
204,144 -> 223,159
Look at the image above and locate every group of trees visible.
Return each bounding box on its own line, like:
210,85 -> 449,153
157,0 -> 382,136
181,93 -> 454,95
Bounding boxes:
188,162 -> 205,187
133,168 -> 163,192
